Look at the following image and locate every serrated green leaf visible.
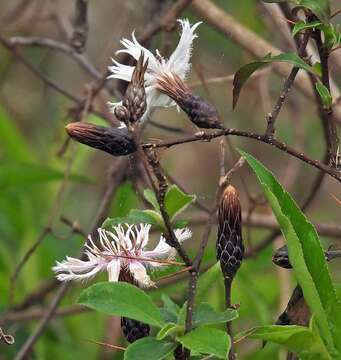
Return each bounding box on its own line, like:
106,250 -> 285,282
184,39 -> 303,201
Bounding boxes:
156,323 -> 184,340
193,303 -> 238,327
233,52 -> 319,109
164,184 -> 196,220
124,337 -> 176,360
177,326 -> 231,359
239,149 -> 341,354
315,82 -> 333,108
292,20 -> 322,37
144,189 -> 160,211
78,282 -> 165,327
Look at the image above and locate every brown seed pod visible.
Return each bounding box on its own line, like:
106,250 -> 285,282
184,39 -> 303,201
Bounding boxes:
216,185 -> 244,280
120,53 -> 148,124
157,72 -> 222,129
65,122 -> 137,156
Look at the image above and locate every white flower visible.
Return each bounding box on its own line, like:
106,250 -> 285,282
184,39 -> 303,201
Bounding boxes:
108,19 -> 202,122
53,224 -> 191,288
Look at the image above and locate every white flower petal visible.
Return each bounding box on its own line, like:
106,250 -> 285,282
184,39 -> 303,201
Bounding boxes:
143,227 -> 192,265
107,259 -> 121,282
108,60 -> 134,82
116,31 -> 160,72
167,20 -> 202,78
174,227 -> 192,243
129,262 -> 155,288
136,223 -> 151,249
53,256 -> 105,282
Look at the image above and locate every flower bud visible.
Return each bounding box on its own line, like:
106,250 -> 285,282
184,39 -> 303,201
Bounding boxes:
272,245 -> 292,269
121,53 -> 148,124
65,122 -> 137,156
217,185 -> 244,280
121,317 -> 150,343
157,72 -> 222,129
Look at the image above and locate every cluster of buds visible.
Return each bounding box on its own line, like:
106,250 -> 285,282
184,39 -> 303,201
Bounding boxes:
65,54 -> 148,157
216,185 -> 244,282
157,72 -> 223,129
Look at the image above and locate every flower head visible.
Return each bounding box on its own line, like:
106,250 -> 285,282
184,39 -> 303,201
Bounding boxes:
53,224 -> 191,288
108,19 -> 202,122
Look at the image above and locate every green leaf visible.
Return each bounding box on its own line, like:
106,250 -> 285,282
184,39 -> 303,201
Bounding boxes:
240,323 -> 330,360
177,302 -> 187,326
315,82 -> 333,108
160,295 -> 180,323
173,219 -> 189,229
239,149 -> 341,354
296,0 -> 331,22
78,282 -> 165,327
164,185 -> 196,220
233,52 -> 319,109
292,20 -> 322,37
193,303 -> 238,327
321,24 -> 341,49
103,209 -> 164,229
111,182 -> 139,217
156,323 -> 184,340
124,337 -> 176,360
144,189 -> 160,211
195,262 -> 223,305
177,326 -> 231,359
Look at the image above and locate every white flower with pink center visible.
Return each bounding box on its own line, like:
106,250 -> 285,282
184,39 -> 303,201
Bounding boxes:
53,224 -> 191,288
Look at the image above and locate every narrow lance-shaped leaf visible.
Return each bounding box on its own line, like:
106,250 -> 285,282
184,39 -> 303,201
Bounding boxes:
233,52 -> 320,109
292,20 -> 323,37
236,320 -> 330,360
239,149 -> 341,354
78,282 -> 165,327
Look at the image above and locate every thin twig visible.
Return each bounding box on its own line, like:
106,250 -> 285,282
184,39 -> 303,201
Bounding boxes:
143,129 -> 341,182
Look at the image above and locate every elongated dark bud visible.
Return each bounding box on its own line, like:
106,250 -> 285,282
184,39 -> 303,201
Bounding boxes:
65,122 -> 137,156
217,185 -> 244,360
273,245 -> 341,269
115,53 -> 148,125
157,72 -> 223,129
119,270 -> 150,343
217,185 -> 244,281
